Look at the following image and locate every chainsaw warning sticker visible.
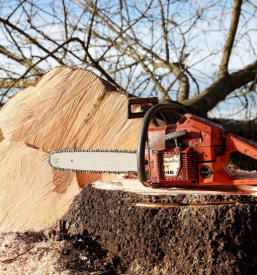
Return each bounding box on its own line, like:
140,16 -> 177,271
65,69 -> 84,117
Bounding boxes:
161,154 -> 180,177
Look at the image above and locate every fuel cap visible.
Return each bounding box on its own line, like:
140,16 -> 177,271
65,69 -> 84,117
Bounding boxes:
200,165 -> 213,179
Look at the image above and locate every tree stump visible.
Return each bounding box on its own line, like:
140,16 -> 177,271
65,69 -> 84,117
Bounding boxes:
61,179 -> 257,274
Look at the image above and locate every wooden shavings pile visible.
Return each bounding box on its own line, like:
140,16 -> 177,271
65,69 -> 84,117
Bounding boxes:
0,229 -> 118,275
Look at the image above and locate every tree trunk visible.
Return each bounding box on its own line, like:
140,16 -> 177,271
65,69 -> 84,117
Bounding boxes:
61,180 -> 257,274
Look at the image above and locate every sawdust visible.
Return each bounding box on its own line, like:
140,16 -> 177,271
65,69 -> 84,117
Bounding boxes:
0,229 -> 117,275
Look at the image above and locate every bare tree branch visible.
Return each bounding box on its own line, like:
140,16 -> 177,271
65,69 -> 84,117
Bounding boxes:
0,0 -> 256,133
0,78 -> 37,89
218,0 -> 243,77
86,0 -> 98,53
62,0 -> 69,42
158,0 -> 169,62
0,17 -> 65,65
183,60 -> 257,117
0,45 -> 43,76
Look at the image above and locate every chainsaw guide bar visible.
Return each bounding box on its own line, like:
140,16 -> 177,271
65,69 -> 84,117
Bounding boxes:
49,149 -> 137,174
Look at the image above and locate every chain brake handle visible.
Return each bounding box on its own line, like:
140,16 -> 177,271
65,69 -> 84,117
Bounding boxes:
127,97 -> 159,119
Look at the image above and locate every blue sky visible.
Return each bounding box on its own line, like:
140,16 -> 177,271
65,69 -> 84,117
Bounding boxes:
0,0 -> 257,119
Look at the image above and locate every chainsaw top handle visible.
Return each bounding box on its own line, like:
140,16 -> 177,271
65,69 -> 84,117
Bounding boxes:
137,103 -> 189,185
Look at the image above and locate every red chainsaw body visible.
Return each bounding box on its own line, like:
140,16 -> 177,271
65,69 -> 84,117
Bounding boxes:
145,113 -> 257,186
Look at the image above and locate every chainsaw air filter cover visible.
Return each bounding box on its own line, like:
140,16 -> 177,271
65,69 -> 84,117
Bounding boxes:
147,148 -> 198,186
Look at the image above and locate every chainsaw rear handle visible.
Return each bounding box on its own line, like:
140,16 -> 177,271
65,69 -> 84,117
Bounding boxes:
137,103 -> 189,185
234,135 -> 257,150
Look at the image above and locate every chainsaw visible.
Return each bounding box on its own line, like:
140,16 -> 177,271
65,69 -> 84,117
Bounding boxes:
49,97 -> 257,187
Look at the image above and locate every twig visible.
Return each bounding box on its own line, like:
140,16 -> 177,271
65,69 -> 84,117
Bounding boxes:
1,246 -> 34,264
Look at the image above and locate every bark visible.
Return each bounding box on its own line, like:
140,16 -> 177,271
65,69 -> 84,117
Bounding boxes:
176,69 -> 190,102
61,181 -> 257,274
217,119 -> 257,140
182,60 -> 257,117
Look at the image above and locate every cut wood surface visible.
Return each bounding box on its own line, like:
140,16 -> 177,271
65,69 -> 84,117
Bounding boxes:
92,178 -> 257,197
0,66 -> 142,231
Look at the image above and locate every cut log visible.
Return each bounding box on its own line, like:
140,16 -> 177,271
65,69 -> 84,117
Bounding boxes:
0,66 -> 143,231
61,179 -> 257,274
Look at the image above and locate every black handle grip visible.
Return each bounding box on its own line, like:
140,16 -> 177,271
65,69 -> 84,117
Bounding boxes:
137,103 -> 188,184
